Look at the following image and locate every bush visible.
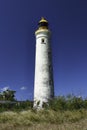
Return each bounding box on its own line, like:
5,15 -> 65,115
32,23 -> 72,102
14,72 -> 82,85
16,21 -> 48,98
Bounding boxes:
0,95 -> 87,112
45,95 -> 87,111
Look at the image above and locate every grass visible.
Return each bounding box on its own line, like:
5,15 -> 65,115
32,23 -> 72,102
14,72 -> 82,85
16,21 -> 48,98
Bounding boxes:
0,109 -> 87,130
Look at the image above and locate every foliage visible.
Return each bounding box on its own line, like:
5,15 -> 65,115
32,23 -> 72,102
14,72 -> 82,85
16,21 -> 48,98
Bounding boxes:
0,100 -> 33,112
46,95 -> 87,111
0,109 -> 87,130
48,96 -> 67,111
0,93 -> 87,129
0,91 -> 87,112
0,89 -> 16,101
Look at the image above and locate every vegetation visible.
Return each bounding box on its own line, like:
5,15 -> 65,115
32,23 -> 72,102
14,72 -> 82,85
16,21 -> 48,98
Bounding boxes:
0,90 -> 87,130
0,89 -> 16,101
0,89 -> 86,112
47,95 -> 87,111
0,109 -> 87,130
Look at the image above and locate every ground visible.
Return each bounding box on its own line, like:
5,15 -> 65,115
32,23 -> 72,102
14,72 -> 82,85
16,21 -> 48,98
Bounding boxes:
0,109 -> 87,130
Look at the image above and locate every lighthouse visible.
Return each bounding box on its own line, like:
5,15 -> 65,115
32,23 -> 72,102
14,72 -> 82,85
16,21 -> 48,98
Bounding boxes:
34,17 -> 54,108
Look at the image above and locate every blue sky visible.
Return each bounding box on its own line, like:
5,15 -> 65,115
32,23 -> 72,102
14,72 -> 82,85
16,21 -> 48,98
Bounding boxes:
0,0 -> 87,100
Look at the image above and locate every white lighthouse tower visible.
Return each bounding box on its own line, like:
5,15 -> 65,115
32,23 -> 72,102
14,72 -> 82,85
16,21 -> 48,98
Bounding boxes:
34,17 -> 54,108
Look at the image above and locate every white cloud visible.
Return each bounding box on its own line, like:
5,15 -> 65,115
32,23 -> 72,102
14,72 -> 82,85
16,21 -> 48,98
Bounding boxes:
20,86 -> 27,90
1,86 -> 10,91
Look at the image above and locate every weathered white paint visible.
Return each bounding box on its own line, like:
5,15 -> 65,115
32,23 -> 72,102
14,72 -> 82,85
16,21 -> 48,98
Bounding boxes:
34,27 -> 54,108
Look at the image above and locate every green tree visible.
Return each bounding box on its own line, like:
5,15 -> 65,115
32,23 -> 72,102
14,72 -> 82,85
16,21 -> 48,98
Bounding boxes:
2,89 -> 16,101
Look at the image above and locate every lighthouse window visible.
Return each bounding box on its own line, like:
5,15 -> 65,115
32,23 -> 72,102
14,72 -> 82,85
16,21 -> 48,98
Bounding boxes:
41,38 -> 46,44
42,38 -> 44,43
